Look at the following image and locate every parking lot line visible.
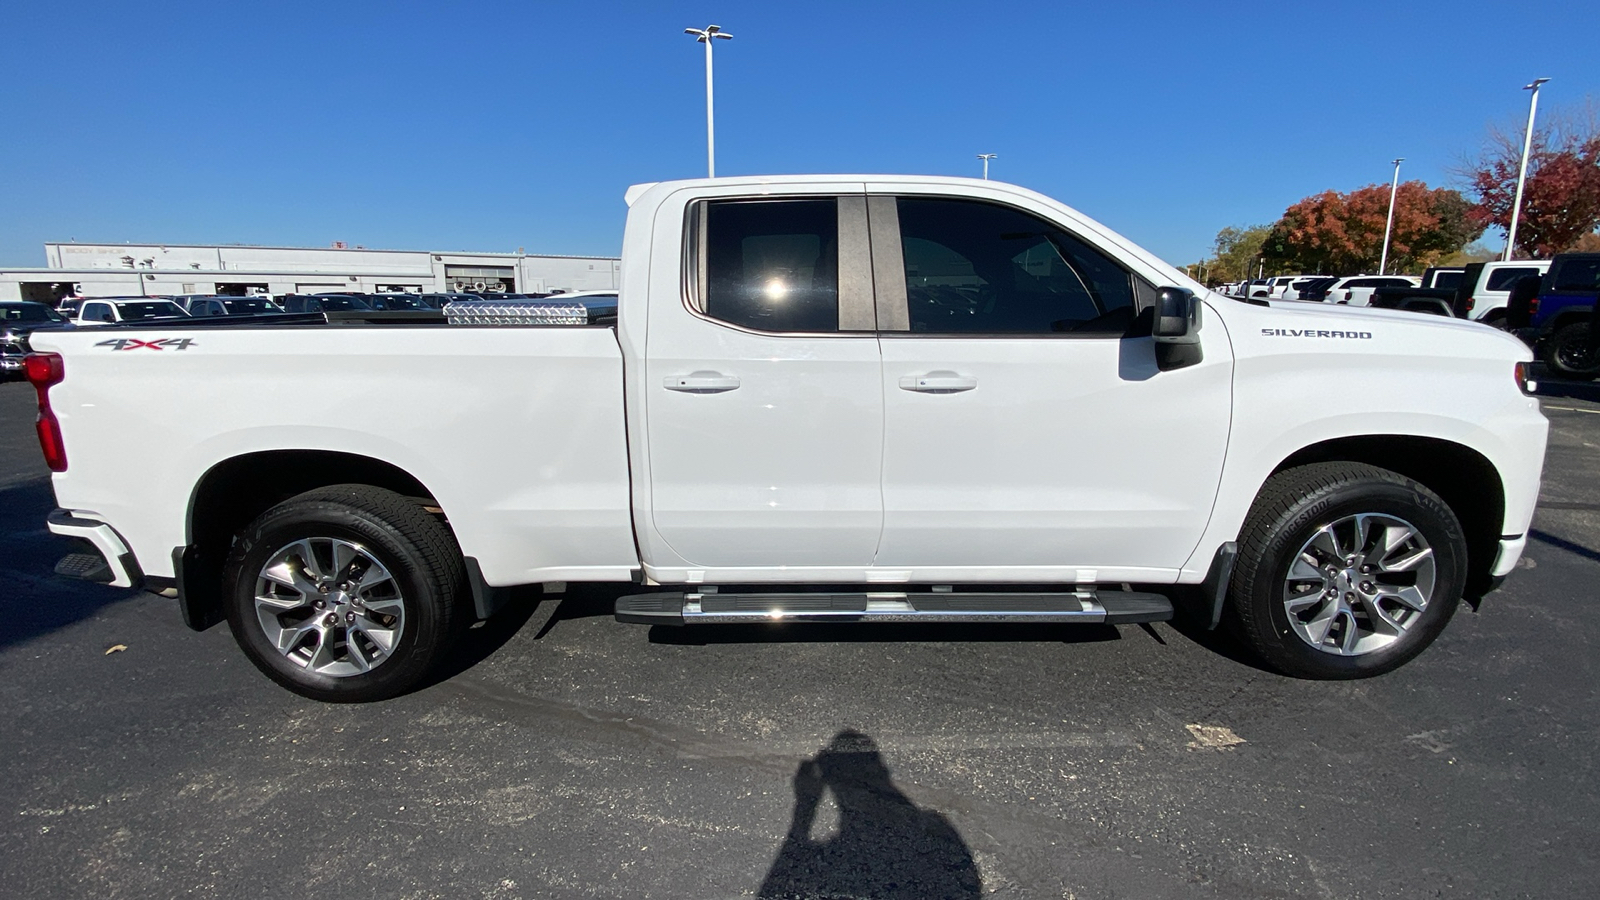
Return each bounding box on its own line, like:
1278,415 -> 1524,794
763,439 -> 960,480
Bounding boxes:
1543,405 -> 1600,414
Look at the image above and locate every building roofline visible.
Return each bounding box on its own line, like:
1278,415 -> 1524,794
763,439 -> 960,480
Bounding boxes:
44,241 -> 620,261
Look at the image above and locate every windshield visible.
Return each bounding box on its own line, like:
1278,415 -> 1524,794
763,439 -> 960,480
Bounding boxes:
1,305 -> 62,323
317,297 -> 374,311
221,299 -> 278,314
376,295 -> 428,310
114,301 -> 190,320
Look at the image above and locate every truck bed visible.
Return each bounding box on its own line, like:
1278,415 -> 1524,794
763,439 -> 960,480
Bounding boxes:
29,321 -> 640,586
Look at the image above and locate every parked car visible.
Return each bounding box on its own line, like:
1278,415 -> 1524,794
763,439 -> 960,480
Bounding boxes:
1280,277 -> 1335,302
27,173 -> 1547,703
1516,253 -> 1600,379
550,290 -> 620,323
1419,267 -> 1466,291
1,301 -> 73,381
72,298 -> 191,326
1262,276 -> 1311,299
186,297 -> 285,317
281,294 -> 376,313
364,293 -> 435,311
1323,276 -> 1421,307
416,293 -> 480,309
1449,260 -> 1552,322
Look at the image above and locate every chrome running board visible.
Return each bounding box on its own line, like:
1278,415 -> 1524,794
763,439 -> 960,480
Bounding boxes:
614,589 -> 1172,627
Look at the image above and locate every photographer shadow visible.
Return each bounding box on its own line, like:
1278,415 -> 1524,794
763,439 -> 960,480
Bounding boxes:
758,730 -> 981,899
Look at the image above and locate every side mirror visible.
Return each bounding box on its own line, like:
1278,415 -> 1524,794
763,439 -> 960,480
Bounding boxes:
1152,287 -> 1202,371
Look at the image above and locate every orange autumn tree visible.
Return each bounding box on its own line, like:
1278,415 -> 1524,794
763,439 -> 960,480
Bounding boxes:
1262,182 -> 1481,275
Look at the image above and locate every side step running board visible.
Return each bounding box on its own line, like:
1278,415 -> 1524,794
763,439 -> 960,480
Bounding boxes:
615,590 -> 1172,627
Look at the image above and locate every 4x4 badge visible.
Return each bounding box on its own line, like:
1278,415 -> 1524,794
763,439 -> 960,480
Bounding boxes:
94,338 -> 197,351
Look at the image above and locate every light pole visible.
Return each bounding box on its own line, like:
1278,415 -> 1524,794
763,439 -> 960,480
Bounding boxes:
1505,77 -> 1550,261
977,153 -> 996,179
684,24 -> 733,177
1379,157 -> 1404,275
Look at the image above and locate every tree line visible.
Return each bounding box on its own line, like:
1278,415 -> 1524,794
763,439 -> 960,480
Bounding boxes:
1196,103 -> 1600,284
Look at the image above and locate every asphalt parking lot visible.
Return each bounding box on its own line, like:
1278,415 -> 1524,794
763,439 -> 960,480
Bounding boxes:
2,377 -> 1597,900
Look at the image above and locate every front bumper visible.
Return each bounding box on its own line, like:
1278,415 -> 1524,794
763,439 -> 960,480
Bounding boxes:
46,510 -> 144,589
1491,534 -> 1528,578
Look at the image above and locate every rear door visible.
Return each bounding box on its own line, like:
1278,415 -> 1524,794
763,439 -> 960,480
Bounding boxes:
867,189 -> 1233,579
641,186 -> 886,570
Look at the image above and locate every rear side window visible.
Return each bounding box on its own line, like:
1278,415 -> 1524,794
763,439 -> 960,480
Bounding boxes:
1485,267 -> 1539,291
1432,271 -> 1464,289
894,197 -> 1138,334
699,199 -> 839,333
1549,258 -> 1600,292
82,302 -> 112,321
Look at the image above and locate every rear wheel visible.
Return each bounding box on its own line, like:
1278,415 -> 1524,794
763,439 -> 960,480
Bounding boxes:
223,485 -> 467,702
1543,323 -> 1600,380
1227,463 -> 1467,679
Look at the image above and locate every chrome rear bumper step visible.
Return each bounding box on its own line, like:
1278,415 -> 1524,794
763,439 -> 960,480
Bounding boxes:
614,590 -> 1172,627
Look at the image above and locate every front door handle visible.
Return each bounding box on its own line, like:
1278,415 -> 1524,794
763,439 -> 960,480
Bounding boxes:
898,371 -> 978,394
664,371 -> 741,393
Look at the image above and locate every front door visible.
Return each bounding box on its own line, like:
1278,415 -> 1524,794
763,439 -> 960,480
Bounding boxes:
643,191 -> 885,569
869,192 -> 1233,580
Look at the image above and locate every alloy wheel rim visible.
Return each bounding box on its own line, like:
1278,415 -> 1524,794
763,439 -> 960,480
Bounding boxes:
254,537 -> 405,677
1281,513 -> 1436,656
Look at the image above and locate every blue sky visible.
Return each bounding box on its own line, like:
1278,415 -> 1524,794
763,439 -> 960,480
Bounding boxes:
2,0 -> 1595,267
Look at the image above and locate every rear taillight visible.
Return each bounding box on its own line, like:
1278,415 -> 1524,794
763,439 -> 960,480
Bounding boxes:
1465,297 -> 1476,311
1528,297 -> 1539,316
1515,361 -> 1536,396
24,352 -> 67,472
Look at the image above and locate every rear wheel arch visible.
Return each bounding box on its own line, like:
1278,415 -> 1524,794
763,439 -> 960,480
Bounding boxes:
179,450 -> 445,630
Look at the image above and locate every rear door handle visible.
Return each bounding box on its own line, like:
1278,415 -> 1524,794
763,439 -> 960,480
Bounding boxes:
664,371 -> 741,393
898,371 -> 978,394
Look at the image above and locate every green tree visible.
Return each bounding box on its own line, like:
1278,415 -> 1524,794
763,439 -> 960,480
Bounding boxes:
1207,224 -> 1273,283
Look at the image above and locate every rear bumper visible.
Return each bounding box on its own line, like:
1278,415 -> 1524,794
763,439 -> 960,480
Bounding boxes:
46,509 -> 144,589
1492,534 -> 1528,578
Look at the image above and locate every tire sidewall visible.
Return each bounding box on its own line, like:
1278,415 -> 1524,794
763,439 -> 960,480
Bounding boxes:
1243,478 -> 1465,678
224,502 -> 446,702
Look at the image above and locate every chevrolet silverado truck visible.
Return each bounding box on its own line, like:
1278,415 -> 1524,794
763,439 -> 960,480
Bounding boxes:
25,175 -> 1549,702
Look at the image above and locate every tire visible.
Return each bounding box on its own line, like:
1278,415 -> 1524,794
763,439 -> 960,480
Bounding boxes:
223,484 -> 467,702
1481,309 -> 1506,327
1226,462 -> 1467,679
1542,323 -> 1600,381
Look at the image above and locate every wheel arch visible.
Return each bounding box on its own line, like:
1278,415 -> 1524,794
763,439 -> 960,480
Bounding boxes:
1271,435 -> 1504,597
177,450 -> 442,631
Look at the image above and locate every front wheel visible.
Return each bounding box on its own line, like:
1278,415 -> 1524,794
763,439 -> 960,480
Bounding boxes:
1542,323 -> 1600,381
1226,463 -> 1467,679
223,485 -> 467,702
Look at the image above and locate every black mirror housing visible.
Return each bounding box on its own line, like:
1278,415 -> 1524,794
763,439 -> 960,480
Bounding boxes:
1151,287 -> 1202,371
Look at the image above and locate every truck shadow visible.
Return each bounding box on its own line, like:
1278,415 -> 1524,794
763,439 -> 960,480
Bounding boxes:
0,476 -> 137,650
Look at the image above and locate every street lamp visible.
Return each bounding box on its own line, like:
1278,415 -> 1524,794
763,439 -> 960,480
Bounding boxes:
1505,77 -> 1551,261
977,153 -> 996,179
684,24 -> 733,178
1379,157 -> 1404,276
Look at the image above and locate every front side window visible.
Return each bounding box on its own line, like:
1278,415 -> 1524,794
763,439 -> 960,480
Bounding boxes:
699,199 -> 839,333
894,197 -> 1139,334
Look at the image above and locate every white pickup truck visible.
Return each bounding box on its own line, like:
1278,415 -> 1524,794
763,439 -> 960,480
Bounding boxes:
25,175 -> 1549,701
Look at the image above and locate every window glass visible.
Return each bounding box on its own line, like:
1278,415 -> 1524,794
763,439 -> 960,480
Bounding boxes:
702,199 -> 839,333
894,197 -> 1137,334
115,301 -> 187,320
83,303 -> 112,321
1551,258 -> 1600,292
1432,271 -> 1464,289
1485,267 -> 1539,291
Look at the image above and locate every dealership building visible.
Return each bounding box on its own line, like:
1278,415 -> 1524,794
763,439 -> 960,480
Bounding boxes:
0,242 -> 622,303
